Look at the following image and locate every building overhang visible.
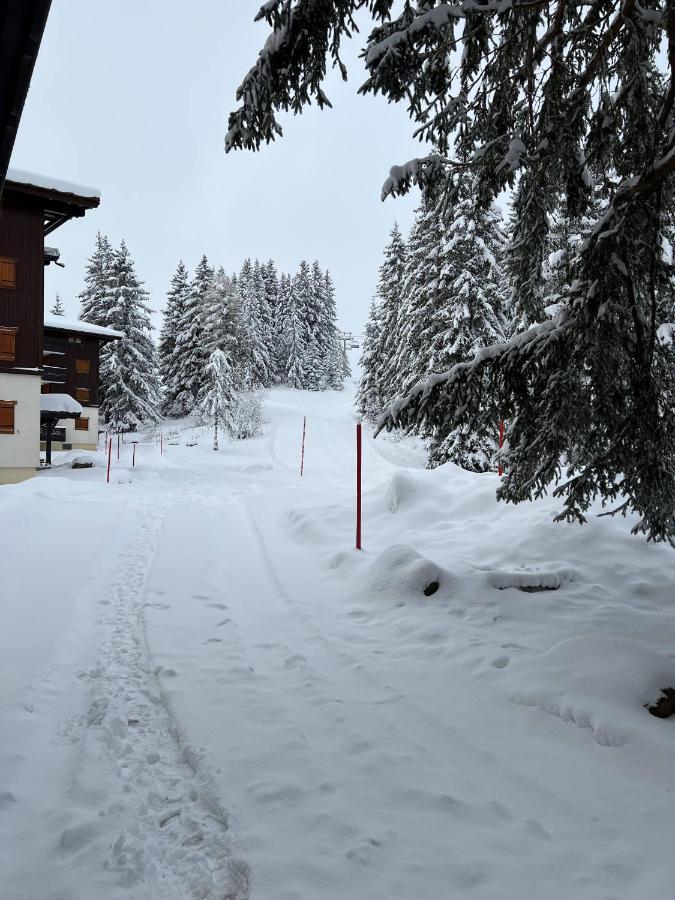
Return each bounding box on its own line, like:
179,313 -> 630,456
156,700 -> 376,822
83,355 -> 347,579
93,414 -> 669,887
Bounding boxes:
4,169 -> 101,235
0,1 -> 52,194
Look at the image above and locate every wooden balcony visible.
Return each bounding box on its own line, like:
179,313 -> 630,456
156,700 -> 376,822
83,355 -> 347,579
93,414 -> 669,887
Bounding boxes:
42,364 -> 66,383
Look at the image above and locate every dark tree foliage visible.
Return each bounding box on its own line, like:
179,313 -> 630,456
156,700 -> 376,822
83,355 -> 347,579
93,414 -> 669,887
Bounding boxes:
228,0 -> 675,543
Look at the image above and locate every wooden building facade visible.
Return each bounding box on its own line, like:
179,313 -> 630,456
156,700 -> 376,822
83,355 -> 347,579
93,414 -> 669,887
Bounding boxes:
0,173 -> 101,480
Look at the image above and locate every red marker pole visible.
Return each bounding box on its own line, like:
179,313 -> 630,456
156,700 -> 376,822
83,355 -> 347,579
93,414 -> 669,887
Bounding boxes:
106,437 -> 112,483
300,416 -> 306,476
356,421 -> 362,550
498,420 -> 505,477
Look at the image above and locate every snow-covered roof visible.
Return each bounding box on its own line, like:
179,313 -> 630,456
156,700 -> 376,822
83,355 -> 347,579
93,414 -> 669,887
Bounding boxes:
44,314 -> 123,340
40,394 -> 83,416
6,167 -> 101,201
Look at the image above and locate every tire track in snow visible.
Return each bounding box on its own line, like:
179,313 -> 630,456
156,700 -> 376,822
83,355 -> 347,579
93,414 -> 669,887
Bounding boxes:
69,502 -> 250,899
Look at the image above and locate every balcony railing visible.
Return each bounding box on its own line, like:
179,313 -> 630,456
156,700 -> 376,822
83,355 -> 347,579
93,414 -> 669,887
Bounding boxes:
40,426 -> 66,442
42,365 -> 67,384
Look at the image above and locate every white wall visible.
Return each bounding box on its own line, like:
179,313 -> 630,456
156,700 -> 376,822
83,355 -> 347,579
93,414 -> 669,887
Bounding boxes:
0,373 -> 40,473
62,407 -> 99,449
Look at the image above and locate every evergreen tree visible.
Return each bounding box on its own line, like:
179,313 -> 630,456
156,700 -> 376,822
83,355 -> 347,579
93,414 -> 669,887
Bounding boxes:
229,2 -> 675,541
239,258 -> 273,387
262,260 -> 281,379
159,261 -> 190,416
276,272 -> 294,380
293,261 -> 319,388
173,255 -> 213,416
323,271 -> 347,389
393,200 -> 444,401
99,241 -> 161,431
357,223 -> 407,420
423,179 -> 509,470
79,232 -> 114,326
50,293 -> 65,316
203,267 -> 252,388
284,270 -> 306,389
199,348 -> 235,451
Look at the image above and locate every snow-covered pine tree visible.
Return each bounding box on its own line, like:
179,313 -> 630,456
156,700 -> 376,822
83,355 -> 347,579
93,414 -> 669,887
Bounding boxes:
276,272 -> 294,380
262,260 -> 281,380
99,241 -> 161,431
79,232 -> 114,326
229,3 -> 675,541
199,348 -> 235,451
357,299 -> 385,421
357,222 -> 407,420
239,259 -> 273,387
283,270 -> 306,389
391,199 -> 444,404
422,177 -> 509,470
172,255 -> 213,416
50,293 -> 65,316
159,261 -> 190,416
323,271 -> 347,389
294,260 -> 321,389
203,267 -> 252,388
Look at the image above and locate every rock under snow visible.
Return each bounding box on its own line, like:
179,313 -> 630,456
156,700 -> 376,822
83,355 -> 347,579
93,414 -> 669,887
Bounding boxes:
507,635 -> 675,746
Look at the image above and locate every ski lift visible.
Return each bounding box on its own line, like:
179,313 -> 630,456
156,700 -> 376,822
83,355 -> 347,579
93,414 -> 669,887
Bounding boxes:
350,342 -> 360,349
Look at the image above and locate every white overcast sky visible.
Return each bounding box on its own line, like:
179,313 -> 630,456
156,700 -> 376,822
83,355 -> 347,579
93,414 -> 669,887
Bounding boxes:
12,1 -> 420,337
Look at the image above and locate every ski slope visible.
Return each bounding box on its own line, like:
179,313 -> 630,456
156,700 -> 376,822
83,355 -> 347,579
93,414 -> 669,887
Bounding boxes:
1,383 -> 675,899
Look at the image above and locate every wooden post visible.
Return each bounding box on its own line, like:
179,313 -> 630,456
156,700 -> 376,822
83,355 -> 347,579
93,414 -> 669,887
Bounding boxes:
356,421 -> 362,550
300,416 -> 306,476
498,420 -> 505,477
160,432 -> 163,455
106,437 -> 112,483
44,420 -> 53,467
132,443 -> 136,467
117,433 -> 120,461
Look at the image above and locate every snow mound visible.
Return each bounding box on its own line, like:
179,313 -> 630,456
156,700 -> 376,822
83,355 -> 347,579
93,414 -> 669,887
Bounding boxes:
508,636 -> 675,747
49,450 -> 105,469
366,544 -> 446,603
488,568 -> 574,592
385,472 -> 425,513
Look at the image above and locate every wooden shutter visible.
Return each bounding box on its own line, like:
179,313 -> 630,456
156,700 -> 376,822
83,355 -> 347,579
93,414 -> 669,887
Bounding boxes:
0,327 -> 17,362
0,401 -> 16,434
75,358 -> 91,375
74,417 -> 89,432
75,387 -> 90,403
0,258 -> 16,289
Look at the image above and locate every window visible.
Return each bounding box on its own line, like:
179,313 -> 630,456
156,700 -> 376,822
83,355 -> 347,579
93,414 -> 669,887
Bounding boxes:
0,258 -> 16,289
74,417 -> 89,432
41,383 -> 52,394
75,358 -> 91,375
0,327 -> 17,363
68,336 -> 82,344
0,401 -> 16,435
75,387 -> 90,404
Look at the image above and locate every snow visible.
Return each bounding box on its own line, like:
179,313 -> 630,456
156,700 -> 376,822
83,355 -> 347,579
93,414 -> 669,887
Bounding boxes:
44,313 -> 124,340
1,382 -> 675,899
5,167 -> 101,200
40,393 -> 83,415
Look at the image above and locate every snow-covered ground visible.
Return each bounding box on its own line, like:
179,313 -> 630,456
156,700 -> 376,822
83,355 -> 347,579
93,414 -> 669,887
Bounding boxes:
1,383 -> 675,900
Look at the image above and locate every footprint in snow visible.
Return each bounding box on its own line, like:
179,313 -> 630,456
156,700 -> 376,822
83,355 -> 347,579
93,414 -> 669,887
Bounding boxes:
491,655 -> 510,669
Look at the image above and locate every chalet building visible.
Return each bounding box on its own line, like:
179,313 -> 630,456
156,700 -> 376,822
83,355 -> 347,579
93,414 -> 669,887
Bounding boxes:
42,314 -> 121,452
0,169 -> 101,482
